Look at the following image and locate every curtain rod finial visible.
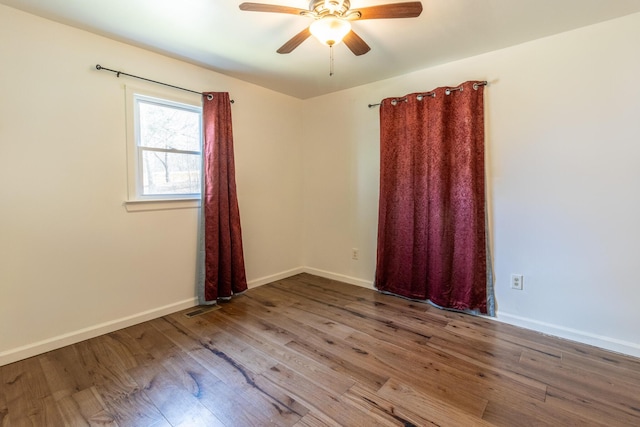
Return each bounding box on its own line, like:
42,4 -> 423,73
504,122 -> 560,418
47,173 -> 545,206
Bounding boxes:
96,64 -> 102,70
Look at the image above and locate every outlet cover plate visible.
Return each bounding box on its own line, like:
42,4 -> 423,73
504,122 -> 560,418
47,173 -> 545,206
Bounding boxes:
511,274 -> 524,290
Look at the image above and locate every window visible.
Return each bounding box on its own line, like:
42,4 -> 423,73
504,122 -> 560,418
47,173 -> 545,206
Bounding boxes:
125,86 -> 202,210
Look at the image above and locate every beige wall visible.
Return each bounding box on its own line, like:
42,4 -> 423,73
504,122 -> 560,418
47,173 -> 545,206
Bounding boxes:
2,4 -> 639,365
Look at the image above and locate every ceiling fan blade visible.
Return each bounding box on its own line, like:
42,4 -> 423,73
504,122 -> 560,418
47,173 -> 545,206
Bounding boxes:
353,2 -> 423,20
239,2 -> 307,15
277,27 -> 312,54
343,30 -> 371,56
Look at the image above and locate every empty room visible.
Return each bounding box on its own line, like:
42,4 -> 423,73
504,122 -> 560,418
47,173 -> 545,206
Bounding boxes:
1,0 -> 639,425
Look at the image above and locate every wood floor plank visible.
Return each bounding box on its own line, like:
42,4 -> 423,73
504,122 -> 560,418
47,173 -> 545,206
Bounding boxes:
444,319 -> 565,363
425,334 -> 548,401
40,348 -> 119,426
262,363 -> 397,427
170,317 -> 277,376
284,338 -> 390,392
0,376 -> 8,426
122,315 -> 261,424
351,320 -> 546,401
215,300 -> 387,388
292,411 -> 342,427
178,370 -> 271,427
239,305 -> 398,389
119,321 -> 180,362
345,331 -> 490,417
544,385 -> 640,426
34,395 -> 66,427
284,295 -> 435,357
127,361 -> 224,427
68,387 -> 119,427
427,327 -> 524,368
250,292 -> 357,340
56,396 -> 91,427
377,378 -> 495,427
39,346 -> 94,402
198,308 -> 360,396
74,337 -> 170,427
342,383 -> 440,427
481,395 -> 607,427
155,314 -> 307,425
55,389 -> 120,427
240,282 -> 301,308
2,357 -> 65,426
545,333 -> 640,370
560,350 -> 640,385
211,300 -> 296,347
106,328 -> 157,368
169,311 -> 356,405
343,298 -> 451,333
269,279 -> 357,308
518,349 -> 640,418
2,273 -> 640,426
290,273 -> 462,324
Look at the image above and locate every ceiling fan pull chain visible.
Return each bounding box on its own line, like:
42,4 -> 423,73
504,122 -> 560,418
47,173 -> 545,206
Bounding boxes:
329,45 -> 334,76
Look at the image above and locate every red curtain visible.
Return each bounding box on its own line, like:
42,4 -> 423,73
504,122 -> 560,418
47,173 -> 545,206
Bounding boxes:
201,92 -> 247,302
375,81 -> 488,313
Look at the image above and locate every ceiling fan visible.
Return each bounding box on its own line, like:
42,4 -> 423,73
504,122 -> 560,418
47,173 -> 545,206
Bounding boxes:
239,1 -> 423,56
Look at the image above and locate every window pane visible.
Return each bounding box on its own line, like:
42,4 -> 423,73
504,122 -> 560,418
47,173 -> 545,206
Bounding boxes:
138,100 -> 200,152
141,150 -> 201,195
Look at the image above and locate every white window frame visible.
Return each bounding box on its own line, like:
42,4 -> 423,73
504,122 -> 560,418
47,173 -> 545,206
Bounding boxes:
124,85 -> 202,212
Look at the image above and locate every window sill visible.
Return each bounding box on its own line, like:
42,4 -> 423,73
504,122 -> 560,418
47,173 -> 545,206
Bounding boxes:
123,198 -> 201,212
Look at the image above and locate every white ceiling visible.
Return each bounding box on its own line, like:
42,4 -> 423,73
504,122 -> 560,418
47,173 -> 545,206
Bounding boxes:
3,0 -> 640,99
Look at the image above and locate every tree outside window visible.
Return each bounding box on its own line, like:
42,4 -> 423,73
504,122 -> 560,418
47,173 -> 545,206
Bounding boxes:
136,95 -> 202,196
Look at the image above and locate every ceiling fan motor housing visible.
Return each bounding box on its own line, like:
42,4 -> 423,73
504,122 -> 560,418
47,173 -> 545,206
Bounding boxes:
310,0 -> 351,17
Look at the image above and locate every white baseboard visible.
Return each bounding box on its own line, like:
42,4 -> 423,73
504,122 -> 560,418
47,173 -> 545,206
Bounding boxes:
494,312 -> 640,358
246,266 -> 374,290
302,267 -> 374,289
247,267 -> 306,288
0,297 -> 197,367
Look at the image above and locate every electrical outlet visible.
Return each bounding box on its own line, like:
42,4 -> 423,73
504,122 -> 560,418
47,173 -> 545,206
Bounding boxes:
352,248 -> 359,260
511,274 -> 524,290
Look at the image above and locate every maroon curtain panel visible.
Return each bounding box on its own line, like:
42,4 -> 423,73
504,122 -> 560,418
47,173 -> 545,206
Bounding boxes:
375,81 -> 487,313
201,92 -> 247,302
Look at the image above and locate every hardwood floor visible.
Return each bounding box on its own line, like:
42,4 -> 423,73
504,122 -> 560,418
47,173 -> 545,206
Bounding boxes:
2,273 -> 640,426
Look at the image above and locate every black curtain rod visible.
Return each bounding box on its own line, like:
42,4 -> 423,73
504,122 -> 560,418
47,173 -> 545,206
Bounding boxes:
95,64 -> 234,103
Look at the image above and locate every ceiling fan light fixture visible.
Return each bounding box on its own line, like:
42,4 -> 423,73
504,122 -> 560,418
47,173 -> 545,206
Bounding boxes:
309,16 -> 351,46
